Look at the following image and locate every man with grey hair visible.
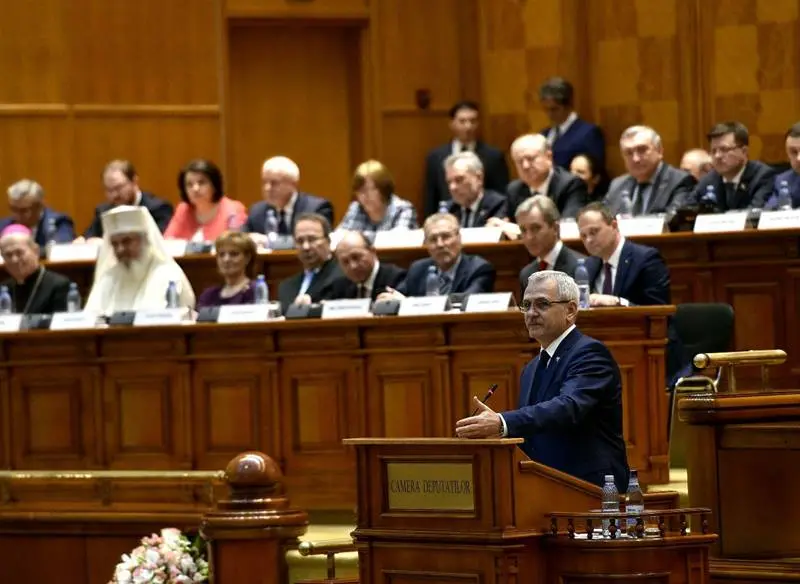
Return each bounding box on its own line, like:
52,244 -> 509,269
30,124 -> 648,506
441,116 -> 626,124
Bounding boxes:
516,195 -> 583,298
441,151 -> 508,227
506,133 -> 588,219
456,269 -> 630,492
244,156 -> 333,244
604,125 -> 694,217
0,179 -> 75,250
680,148 -> 713,182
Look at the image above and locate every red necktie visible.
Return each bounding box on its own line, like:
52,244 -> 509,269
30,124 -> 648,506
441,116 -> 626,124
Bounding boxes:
602,262 -> 614,295
538,260 -> 548,271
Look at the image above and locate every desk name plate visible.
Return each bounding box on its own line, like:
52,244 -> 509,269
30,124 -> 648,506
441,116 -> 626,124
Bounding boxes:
386,461 -> 475,511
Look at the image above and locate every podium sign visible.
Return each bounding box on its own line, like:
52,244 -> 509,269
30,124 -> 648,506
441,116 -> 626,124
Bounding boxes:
386,462 -> 474,511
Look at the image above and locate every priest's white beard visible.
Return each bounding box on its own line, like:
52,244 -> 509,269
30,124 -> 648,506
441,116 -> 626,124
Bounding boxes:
110,251 -> 155,309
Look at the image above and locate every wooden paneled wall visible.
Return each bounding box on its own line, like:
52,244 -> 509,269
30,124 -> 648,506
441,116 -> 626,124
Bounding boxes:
0,0 -> 223,233
0,0 -> 798,228
479,0 -> 800,177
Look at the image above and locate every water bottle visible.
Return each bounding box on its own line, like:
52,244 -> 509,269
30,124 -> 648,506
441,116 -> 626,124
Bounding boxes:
601,474 -> 620,537
254,274 -> 269,305
777,180 -> 793,210
702,184 -> 717,204
424,265 -> 440,296
0,286 -> 12,315
618,191 -> 633,218
625,469 -> 644,536
66,282 -> 81,313
45,216 -> 57,256
165,281 -> 179,309
438,200 -> 450,214
574,258 -> 590,309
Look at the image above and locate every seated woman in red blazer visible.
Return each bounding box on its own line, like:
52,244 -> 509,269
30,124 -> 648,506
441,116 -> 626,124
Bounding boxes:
165,159 -> 247,241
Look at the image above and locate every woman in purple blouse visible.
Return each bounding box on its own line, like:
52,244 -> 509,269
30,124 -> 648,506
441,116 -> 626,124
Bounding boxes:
196,231 -> 258,308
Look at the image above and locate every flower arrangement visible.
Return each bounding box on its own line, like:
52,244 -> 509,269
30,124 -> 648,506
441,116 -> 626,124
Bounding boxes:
108,527 -> 209,584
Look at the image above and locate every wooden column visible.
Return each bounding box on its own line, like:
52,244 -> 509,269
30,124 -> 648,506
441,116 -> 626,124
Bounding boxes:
201,451 -> 309,584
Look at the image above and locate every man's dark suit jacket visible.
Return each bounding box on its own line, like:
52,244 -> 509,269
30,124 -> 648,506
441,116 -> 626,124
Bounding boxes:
506,166 -> 588,219
3,268 -> 70,314
446,189 -> 509,227
502,327 -> 629,492
423,142 -> 510,218
765,168 -> 800,209
604,163 -> 695,216
685,160 -> 775,211
277,257 -> 343,314
541,118 -> 605,170
329,262 -> 406,302
83,192 -> 173,238
518,244 -> 583,298
585,239 -> 671,306
0,207 -> 75,248
244,193 -> 334,234
396,253 -> 495,297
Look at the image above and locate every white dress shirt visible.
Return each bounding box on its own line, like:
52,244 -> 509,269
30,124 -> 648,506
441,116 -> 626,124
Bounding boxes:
499,323 -> 578,435
527,168 -> 554,197
452,140 -> 476,154
360,260 -> 381,298
279,192 -> 299,228
592,236 -> 630,306
538,240 -> 564,269
546,112 -> 578,145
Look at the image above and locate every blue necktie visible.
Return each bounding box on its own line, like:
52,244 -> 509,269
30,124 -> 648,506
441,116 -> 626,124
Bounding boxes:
299,271 -> 314,295
528,351 -> 551,405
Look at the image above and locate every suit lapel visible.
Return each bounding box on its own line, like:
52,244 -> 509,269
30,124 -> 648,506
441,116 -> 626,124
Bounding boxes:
645,165 -> 667,214
532,328 -> 582,403
451,255 -> 469,292
734,163 -> 754,208
613,241 -> 633,297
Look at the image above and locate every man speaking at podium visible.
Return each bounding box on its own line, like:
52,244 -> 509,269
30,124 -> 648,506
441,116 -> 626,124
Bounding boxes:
455,271 -> 629,492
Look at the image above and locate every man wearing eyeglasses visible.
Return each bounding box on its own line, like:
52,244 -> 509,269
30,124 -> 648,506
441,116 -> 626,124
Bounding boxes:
455,270 -> 630,492
277,212 -> 343,314
683,121 -> 774,212
377,213 -> 495,299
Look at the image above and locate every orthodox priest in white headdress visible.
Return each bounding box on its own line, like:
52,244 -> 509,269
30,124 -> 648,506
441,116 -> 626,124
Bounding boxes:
85,205 -> 195,314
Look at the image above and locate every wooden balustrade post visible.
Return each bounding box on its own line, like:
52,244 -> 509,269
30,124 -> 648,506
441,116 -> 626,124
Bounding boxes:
201,451 -> 308,584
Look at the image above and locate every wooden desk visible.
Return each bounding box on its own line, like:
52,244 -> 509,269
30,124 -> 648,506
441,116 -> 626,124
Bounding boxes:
0,307 -> 672,510
20,228 -> 800,388
680,391 -> 800,582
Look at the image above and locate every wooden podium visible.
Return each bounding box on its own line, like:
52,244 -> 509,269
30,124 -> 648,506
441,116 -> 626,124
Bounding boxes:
680,391 -> 800,581
345,438 -> 716,584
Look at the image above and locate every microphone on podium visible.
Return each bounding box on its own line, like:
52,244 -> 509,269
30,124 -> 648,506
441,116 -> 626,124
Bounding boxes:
470,383 -> 499,416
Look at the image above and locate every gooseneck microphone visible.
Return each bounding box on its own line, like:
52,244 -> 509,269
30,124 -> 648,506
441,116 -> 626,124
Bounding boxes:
470,383 -> 499,416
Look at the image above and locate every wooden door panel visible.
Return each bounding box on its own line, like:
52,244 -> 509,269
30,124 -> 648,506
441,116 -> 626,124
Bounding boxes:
9,365 -> 99,469
103,362 -> 191,469
193,359 -> 278,470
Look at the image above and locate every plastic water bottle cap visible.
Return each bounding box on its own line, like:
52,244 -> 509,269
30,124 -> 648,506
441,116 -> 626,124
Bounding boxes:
604,474 -> 614,482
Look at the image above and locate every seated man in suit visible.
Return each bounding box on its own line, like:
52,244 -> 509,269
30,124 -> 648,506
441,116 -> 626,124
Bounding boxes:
455,270 -> 629,491
277,212 -> 342,313
79,160 -> 174,240
680,148 -> 713,182
764,121 -> 800,209
0,179 -> 74,251
506,133 -> 588,219
683,121 -> 775,211
516,195 -> 583,299
539,77 -> 605,171
378,213 -> 495,299
576,202 -> 670,307
0,224 -> 71,314
245,156 -> 334,245
604,125 -> 695,217
330,231 -> 406,301
423,101 -> 509,217
443,152 -> 508,227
